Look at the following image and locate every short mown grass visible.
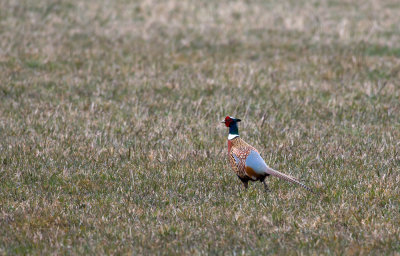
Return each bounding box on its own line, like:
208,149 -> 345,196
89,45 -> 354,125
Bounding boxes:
1,0 -> 400,254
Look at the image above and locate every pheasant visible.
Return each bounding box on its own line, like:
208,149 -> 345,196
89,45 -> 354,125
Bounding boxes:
222,116 -> 312,192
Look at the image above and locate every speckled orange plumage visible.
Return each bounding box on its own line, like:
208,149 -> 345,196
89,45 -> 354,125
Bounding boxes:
228,137 -> 267,188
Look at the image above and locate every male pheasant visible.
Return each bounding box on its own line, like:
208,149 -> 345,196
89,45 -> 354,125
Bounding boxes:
222,116 -> 312,192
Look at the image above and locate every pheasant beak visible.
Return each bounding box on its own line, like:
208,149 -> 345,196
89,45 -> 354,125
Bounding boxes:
221,120 -> 226,123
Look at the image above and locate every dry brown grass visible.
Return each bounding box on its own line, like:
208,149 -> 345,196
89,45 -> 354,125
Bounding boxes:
1,0 -> 400,254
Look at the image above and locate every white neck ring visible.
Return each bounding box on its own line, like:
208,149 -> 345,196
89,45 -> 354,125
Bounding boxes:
228,134 -> 239,140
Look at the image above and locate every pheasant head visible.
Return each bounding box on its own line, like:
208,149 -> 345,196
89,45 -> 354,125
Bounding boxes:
221,116 -> 241,140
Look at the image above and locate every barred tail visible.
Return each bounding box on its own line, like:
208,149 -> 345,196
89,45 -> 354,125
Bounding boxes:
265,167 -> 313,192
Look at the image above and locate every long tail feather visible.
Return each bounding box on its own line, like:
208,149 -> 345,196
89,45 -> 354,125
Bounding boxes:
265,167 -> 313,192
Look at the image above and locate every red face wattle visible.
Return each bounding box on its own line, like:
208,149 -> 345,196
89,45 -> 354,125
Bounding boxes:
224,116 -> 232,127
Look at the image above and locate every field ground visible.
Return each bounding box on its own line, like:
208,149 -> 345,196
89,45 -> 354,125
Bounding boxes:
1,0 -> 400,254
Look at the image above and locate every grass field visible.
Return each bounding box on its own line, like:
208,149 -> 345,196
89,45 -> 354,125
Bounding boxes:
1,0 -> 400,254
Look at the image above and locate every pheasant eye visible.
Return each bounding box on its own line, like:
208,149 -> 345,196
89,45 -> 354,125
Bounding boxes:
224,116 -> 231,127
